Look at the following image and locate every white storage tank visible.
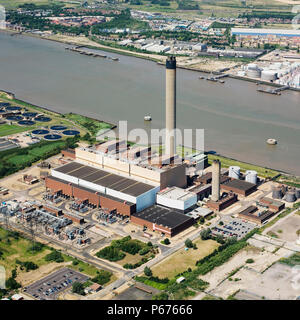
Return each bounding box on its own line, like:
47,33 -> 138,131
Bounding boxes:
261,70 -> 278,81
245,170 -> 257,184
247,68 -> 261,78
246,64 -> 261,78
229,166 -> 240,179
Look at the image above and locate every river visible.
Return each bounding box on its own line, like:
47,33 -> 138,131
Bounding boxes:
0,31 -> 299,175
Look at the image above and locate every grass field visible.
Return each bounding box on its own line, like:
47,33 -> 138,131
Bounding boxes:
0,124 -> 36,137
0,226 -> 112,284
0,227 -> 52,278
64,113 -> 113,137
0,0 -> 66,9
124,0 -> 292,18
151,239 -> 219,279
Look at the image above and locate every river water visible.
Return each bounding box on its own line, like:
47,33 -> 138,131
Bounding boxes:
0,31 -> 299,175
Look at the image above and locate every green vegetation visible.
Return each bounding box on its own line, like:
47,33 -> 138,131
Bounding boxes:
96,236 -> 156,268
0,136 -> 79,179
183,238 -> 197,249
44,249 -> 64,263
279,253 -> 300,267
92,9 -> 149,32
207,154 -> 279,179
176,0 -> 198,10
72,282 -> 85,295
152,292 -> 169,300
64,113 -> 113,137
96,246 -> 126,262
276,175 -> 300,189
0,226 -> 112,299
240,11 -> 296,21
140,229 -> 257,299
135,275 -> 169,290
0,124 -> 36,137
16,260 -> 38,272
144,266 -> 153,277
161,238 -> 170,245
91,270 -> 112,286
246,258 -> 254,264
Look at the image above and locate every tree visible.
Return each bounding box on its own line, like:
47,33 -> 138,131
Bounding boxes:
72,282 -> 85,295
6,277 -> 21,290
144,266 -> 152,277
200,228 -> 211,240
185,238 -> 193,248
163,238 -> 170,245
92,270 -> 111,285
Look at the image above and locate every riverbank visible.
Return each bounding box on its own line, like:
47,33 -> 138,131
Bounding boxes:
1,89 -> 300,181
2,29 -> 300,92
0,90 -> 116,137
1,30 -> 299,176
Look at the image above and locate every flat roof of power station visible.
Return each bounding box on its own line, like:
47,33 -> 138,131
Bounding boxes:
53,161 -> 156,197
133,205 -> 193,229
221,179 -> 256,191
48,175 -> 135,206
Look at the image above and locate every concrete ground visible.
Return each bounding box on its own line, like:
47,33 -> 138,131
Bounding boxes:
113,283 -> 160,300
268,213 -> 300,242
216,263 -> 300,300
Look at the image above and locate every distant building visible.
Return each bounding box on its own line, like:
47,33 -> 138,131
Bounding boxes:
231,28 -> 300,38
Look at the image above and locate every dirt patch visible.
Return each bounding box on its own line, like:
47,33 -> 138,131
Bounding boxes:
17,261 -> 72,286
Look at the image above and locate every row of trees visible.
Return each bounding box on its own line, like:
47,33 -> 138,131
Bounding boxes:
0,136 -> 79,179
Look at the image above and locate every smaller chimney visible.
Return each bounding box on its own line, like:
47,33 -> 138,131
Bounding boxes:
211,160 -> 221,202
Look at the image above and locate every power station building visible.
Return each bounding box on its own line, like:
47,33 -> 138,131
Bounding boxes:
46,161 -> 160,214
45,56 -> 209,237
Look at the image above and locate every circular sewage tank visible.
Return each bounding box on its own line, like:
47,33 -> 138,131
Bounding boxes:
6,106 -> 21,111
44,134 -> 62,141
50,125 -> 68,131
23,112 -> 38,118
62,129 -> 80,136
0,103 -> 11,107
35,116 -> 52,122
32,129 -> 50,135
6,115 -> 24,121
18,120 -> 35,126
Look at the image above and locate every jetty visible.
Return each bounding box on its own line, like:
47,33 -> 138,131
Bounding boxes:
65,47 -> 118,61
199,73 -> 229,83
257,85 -> 289,95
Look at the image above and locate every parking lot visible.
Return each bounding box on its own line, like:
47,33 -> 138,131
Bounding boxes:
113,284 -> 160,300
25,267 -> 89,300
211,217 -> 256,240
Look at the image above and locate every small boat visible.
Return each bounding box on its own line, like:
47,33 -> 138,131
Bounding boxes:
266,138 -> 277,145
144,115 -> 152,121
